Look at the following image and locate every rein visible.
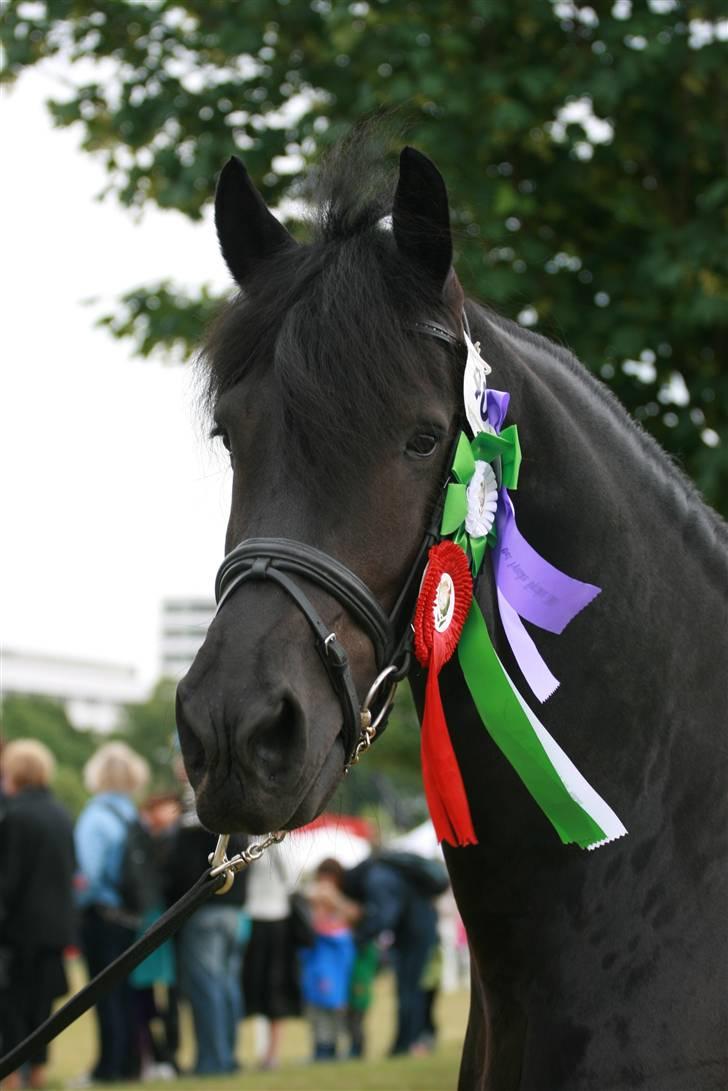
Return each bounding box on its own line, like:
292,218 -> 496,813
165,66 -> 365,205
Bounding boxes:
0,317 -> 463,1081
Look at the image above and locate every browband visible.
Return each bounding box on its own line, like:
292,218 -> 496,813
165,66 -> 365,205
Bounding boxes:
412,309 -> 471,348
411,320 -> 462,348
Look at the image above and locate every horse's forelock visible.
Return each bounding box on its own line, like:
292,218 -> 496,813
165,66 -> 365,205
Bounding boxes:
199,214 -> 461,497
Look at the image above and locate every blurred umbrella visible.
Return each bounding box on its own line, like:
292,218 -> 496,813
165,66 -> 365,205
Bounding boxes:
283,814 -> 373,876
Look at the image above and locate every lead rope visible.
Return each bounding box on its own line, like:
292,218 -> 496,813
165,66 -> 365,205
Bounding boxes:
208,828 -> 288,894
0,828 -> 298,1082
0,671 -> 396,1081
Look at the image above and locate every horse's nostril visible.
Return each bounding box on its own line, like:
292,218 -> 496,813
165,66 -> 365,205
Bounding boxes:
245,696 -> 302,772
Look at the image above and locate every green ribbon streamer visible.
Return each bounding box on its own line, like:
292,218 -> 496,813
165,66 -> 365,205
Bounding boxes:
457,598 -> 607,849
441,425 -> 607,847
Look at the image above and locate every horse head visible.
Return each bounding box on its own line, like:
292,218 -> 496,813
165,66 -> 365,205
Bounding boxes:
176,145 -> 466,834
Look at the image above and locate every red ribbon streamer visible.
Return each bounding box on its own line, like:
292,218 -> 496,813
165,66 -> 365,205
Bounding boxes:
413,542 -> 478,847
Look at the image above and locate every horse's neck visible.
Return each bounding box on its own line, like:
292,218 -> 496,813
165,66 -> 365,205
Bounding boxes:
477,309 -> 728,686
481,308 -> 728,588
471,304 -> 727,847
432,307 -> 728,1090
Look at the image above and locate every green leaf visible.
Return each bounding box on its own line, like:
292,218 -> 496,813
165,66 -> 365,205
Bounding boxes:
4,0 -> 726,513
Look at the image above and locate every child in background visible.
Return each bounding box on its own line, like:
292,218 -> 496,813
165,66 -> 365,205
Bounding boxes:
347,939 -> 379,1058
299,859 -> 360,1061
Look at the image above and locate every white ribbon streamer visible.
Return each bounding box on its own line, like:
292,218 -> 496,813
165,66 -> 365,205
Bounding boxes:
501,659 -> 628,849
463,332 -> 493,437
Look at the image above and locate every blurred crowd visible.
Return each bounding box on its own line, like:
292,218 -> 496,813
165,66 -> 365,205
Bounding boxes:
0,738 -> 466,1089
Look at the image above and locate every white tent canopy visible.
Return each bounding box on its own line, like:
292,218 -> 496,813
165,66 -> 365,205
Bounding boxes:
389,819 -> 443,859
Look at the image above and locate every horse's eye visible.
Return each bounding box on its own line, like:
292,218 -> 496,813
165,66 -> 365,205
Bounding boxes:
406,432 -> 439,458
211,426 -> 233,458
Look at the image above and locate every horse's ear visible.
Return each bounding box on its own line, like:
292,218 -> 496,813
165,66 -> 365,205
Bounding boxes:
215,156 -> 296,285
392,146 -> 452,288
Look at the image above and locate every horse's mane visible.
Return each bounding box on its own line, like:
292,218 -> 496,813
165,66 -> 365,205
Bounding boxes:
480,303 -> 728,561
198,133 -> 462,487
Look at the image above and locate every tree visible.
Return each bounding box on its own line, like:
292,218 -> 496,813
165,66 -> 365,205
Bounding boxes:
3,0 -> 726,511
115,677 -> 180,792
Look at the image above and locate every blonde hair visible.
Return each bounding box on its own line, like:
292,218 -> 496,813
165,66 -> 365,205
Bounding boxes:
2,738 -> 56,790
83,741 -> 150,795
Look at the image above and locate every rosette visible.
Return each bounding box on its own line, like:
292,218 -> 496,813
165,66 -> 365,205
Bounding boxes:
413,541 -> 477,847
465,460 -> 499,539
441,426 -> 521,576
424,391 -> 626,852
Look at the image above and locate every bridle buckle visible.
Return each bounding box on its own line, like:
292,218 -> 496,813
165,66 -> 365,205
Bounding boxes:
344,664 -> 400,773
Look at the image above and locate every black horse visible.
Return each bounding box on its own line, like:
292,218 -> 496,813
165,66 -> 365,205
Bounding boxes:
177,135 -> 727,1090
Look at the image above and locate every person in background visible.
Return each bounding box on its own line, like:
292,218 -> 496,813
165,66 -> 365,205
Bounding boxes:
343,853 -> 442,1057
129,793 -> 181,1080
0,739 -> 75,1091
299,858 -> 359,1061
73,741 -> 150,1085
346,938 -> 379,1059
242,839 -> 302,1070
415,941 -> 442,1054
164,781 -> 248,1076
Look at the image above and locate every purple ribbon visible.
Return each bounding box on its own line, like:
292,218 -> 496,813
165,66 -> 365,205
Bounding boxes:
496,585 -> 560,702
494,491 -> 601,634
484,391 -> 601,701
485,388 -> 510,432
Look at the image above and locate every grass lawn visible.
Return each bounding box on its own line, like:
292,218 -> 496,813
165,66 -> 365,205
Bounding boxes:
40,960 -> 469,1090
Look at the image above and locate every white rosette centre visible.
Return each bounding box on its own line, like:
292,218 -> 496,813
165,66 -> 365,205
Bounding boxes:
465,460 -> 499,538
433,573 -> 455,633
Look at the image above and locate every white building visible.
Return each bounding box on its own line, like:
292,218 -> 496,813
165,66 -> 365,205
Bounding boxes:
159,597 -> 215,679
2,648 -> 147,733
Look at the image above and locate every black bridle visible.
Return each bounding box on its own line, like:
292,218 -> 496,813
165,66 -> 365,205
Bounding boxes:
214,318 -> 466,765
214,527 -> 435,764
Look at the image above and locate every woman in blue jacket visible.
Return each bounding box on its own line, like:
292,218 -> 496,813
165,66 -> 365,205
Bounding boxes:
74,741 -> 149,1084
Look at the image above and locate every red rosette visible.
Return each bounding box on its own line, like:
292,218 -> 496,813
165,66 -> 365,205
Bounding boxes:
414,540 -> 473,670
413,541 -> 477,848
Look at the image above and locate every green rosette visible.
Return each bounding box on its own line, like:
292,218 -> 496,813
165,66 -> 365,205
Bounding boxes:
441,428 -> 521,575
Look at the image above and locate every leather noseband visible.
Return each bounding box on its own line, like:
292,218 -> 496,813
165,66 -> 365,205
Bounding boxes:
215,538 -> 399,763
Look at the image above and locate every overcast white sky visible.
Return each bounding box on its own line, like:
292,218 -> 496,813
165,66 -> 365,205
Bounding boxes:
2,69 -> 235,684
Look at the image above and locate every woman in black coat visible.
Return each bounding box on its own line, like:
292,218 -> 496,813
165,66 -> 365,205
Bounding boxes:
0,739 -> 76,1091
